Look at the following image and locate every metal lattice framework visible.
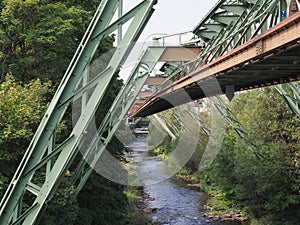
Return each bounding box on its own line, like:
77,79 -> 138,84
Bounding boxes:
275,82 -> 300,120
134,0 -> 300,161
210,96 -> 265,159
135,0 -> 300,149
150,114 -> 177,140
0,0 -> 159,224
163,0 -> 299,81
2,0 -> 300,224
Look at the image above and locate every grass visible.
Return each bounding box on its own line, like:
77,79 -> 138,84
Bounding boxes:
123,187 -> 152,225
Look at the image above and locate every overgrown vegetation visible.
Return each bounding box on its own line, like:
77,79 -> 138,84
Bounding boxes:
155,88 -> 300,225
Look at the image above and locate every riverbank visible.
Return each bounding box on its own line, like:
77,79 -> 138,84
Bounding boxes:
127,138 -> 221,225
176,170 -> 249,224
124,186 -> 158,225
150,146 -> 249,224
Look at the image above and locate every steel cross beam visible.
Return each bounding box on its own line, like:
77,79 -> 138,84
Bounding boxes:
150,114 -> 176,140
161,112 -> 181,136
275,83 -> 300,120
134,8 -> 300,117
182,103 -> 212,137
171,105 -> 205,146
172,108 -> 191,133
70,46 -> 166,192
0,0 -> 158,224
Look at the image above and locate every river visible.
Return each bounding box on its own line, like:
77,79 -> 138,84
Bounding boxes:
128,138 -> 242,225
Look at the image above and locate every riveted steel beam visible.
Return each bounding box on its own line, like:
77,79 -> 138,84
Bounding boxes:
133,11 -> 300,117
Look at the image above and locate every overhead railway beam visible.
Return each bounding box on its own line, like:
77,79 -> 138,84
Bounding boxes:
134,11 -> 300,117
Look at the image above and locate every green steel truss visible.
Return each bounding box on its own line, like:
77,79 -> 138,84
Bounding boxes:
149,102 -> 213,145
0,0 -> 158,224
70,46 -> 166,193
152,0 -> 300,158
210,96 -> 265,159
165,0 -> 298,80
150,114 -> 177,140
182,104 -> 212,137
275,83 -> 300,120
2,0 -> 300,223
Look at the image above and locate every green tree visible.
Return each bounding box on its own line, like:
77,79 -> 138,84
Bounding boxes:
206,88 -> 300,224
0,74 -> 53,197
0,1 -> 145,224
0,0 -> 93,83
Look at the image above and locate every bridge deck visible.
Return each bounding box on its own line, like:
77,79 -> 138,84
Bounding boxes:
134,12 -> 300,117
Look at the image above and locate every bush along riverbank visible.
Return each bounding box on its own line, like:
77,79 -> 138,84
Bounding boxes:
148,88 -> 300,225
123,145 -> 157,225
175,168 -> 249,224
147,142 -> 247,224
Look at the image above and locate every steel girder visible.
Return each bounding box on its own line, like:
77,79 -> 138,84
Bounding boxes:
210,96 -> 265,159
150,114 -> 177,140
70,46 -> 166,193
160,112 -> 180,137
150,102 -> 213,143
171,105 -> 213,148
0,0 -> 158,224
171,104 -> 213,138
147,0 -> 300,150
194,0 -> 293,48
162,0 -> 297,81
183,104 -> 212,137
275,83 -> 300,120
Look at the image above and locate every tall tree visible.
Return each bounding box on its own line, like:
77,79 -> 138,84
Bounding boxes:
0,0 -> 95,83
206,88 -> 300,224
0,75 -> 53,197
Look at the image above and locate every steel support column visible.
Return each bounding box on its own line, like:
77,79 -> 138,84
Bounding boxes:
210,96 -> 264,159
0,1 -> 158,224
275,83 -> 300,120
151,114 -> 176,140
70,46 -> 166,192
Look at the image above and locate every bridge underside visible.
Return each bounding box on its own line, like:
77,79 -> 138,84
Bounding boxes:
134,12 -> 300,117
135,43 -> 300,117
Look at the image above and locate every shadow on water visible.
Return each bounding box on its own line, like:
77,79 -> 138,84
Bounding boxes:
128,138 -> 244,225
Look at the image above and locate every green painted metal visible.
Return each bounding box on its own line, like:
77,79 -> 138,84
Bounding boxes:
0,0 -> 117,221
275,83 -> 300,120
2,0 -> 300,223
159,112 -> 180,137
0,0 -> 158,224
171,105 -> 206,147
151,114 -> 177,140
210,96 -> 265,160
143,0 -> 300,161
70,46 -> 166,192
158,0 -> 294,82
183,104 -> 212,137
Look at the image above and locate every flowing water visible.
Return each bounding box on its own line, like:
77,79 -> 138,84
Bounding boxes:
128,138 -> 242,225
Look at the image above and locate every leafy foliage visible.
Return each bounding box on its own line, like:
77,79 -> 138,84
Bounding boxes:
160,87 -> 300,224
203,88 -> 300,224
0,0 -> 108,83
0,75 -> 53,197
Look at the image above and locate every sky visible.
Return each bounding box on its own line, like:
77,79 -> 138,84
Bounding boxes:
123,0 -> 218,42
118,0 -> 218,80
